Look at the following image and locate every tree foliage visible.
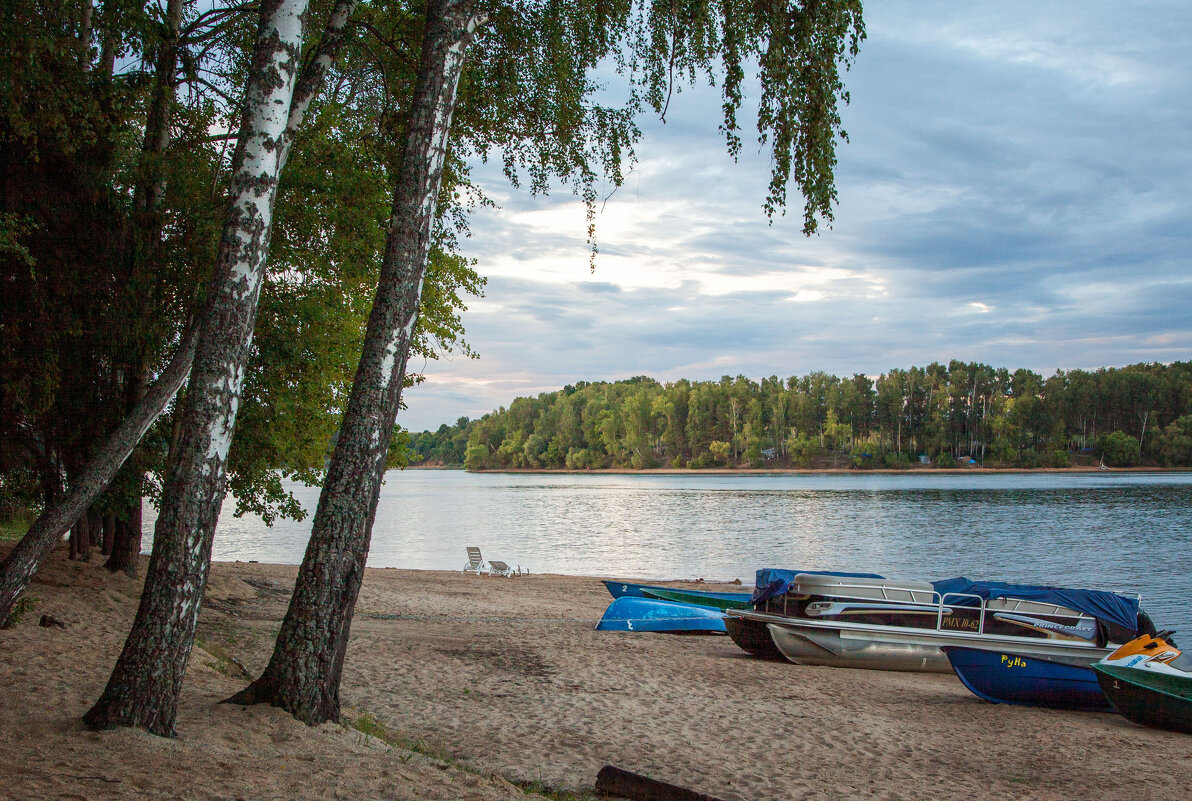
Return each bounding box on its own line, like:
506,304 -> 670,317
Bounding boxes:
5,0 -> 870,734
0,0 -> 489,527
220,0 -> 869,728
414,361 -> 1192,469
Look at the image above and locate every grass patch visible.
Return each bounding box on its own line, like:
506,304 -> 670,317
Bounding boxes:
512,780 -> 599,801
194,621 -> 259,680
0,515 -> 33,543
343,711 -> 597,800
1,595 -> 38,629
195,635 -> 252,679
347,710 -> 397,742
346,711 -> 454,762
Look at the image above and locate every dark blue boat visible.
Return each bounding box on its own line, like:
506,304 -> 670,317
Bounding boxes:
602,580 -> 751,606
595,596 -> 727,633
943,646 -> 1115,712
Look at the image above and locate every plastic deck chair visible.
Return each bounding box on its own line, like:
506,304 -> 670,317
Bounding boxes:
487,560 -> 518,578
463,546 -> 486,574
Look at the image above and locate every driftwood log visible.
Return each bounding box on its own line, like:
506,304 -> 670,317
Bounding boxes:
595,765 -> 728,801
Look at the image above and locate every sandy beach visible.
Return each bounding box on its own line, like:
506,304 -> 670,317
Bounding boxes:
2,548 -> 1190,801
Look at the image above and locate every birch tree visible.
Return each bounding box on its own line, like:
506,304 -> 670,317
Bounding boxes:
230,0 -> 865,725
0,328 -> 199,622
227,0 -> 487,722
82,0 -> 362,736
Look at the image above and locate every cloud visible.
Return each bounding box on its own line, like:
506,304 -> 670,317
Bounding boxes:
399,1 -> 1192,431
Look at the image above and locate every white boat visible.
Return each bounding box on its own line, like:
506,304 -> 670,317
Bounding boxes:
726,572 -> 1148,673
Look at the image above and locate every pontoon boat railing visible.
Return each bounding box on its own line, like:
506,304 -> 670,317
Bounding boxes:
769,577 -> 1140,637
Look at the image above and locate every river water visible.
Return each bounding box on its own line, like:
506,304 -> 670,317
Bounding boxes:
152,470 -> 1192,632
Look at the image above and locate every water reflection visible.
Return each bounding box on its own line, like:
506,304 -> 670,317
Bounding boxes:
145,470 -> 1192,631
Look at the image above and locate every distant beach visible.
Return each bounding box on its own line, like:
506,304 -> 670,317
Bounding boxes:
4,548 -> 1191,800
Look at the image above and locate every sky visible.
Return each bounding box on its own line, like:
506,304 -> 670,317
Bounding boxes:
400,0 -> 1192,432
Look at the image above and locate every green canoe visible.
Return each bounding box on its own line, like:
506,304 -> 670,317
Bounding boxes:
1093,662 -> 1192,734
643,587 -> 753,611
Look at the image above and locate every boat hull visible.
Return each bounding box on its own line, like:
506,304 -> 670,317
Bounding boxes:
1093,663 -> 1192,733
595,596 -> 726,634
724,615 -> 786,660
767,621 -> 952,673
944,646 -> 1114,711
643,587 -> 752,610
602,580 -> 749,606
736,609 -> 1116,673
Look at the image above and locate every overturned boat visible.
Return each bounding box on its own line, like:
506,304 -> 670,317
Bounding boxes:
726,571 -> 1148,673
595,596 -> 728,634
596,580 -> 747,632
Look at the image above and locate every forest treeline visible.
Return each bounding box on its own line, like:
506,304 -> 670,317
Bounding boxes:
410,361 -> 1192,470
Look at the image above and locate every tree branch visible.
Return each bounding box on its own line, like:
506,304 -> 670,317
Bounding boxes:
0,323 -> 201,622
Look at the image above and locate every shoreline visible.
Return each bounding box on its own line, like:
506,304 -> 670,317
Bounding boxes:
4,550 -> 1191,800
412,464 -> 1189,475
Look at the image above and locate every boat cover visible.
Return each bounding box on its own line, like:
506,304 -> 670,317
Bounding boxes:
929,577 -> 1140,633
751,569 -> 886,604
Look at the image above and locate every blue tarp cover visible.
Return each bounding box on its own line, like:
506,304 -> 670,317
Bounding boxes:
752,569 -> 886,604
929,577 -> 1139,633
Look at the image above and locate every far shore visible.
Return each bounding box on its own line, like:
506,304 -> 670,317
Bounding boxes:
410,464 -> 1189,475
4,550 -> 1191,800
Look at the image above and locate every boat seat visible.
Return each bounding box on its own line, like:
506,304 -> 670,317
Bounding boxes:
791,573 -> 937,604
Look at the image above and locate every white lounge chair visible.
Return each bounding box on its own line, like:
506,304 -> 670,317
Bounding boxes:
487,560 -> 519,578
463,546 -> 486,574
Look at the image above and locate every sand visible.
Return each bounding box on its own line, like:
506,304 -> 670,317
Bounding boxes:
2,548 -> 1190,801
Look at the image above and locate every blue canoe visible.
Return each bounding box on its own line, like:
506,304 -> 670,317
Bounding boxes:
595,596 -> 727,634
943,646 -> 1115,712
602,579 -> 751,606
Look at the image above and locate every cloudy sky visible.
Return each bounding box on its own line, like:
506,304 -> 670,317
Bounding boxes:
401,0 -> 1191,432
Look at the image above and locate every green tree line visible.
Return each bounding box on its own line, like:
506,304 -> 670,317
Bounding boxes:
410,361 -> 1192,469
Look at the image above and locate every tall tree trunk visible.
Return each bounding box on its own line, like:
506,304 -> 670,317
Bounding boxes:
69,510 -> 91,561
101,511 -> 115,556
79,0 -> 94,64
104,356 -> 155,578
82,0 -> 359,737
0,326 -> 198,622
226,0 -> 483,725
137,0 -> 184,218
108,0 -> 184,573
82,0 -> 310,737
104,500 -> 142,578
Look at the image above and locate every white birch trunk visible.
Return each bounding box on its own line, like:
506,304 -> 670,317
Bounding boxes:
83,0 -> 310,736
228,0 -> 485,724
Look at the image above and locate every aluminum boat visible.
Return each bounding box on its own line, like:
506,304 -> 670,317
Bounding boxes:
726,571 -> 1146,673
